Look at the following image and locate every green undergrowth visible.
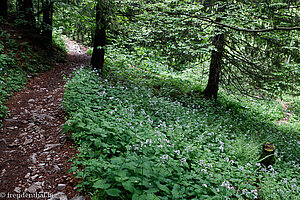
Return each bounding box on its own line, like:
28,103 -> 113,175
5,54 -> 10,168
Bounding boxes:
0,21 -> 66,120
104,46 -> 209,99
104,46 -> 296,127
53,28 -> 67,53
63,67 -> 299,200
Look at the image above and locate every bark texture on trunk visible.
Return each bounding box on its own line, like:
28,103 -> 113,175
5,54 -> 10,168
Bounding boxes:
202,6 -> 226,100
202,33 -> 225,99
42,0 -> 53,45
91,2 -> 106,71
0,0 -> 8,19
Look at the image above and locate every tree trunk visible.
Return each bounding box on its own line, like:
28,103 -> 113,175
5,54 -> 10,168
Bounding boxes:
202,33 -> 225,100
0,0 -> 8,19
91,30 -> 94,46
24,0 -> 35,26
17,0 -> 25,17
91,1 -> 106,71
42,0 -> 53,45
17,0 -> 35,27
202,6 -> 226,100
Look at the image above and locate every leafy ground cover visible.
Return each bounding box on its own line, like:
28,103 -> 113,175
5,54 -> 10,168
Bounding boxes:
63,60 -> 299,199
0,21 -> 66,120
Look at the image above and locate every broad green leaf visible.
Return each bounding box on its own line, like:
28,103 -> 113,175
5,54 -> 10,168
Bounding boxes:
156,182 -> 170,194
132,194 -> 147,200
122,181 -> 134,193
147,188 -> 159,193
105,188 -> 121,197
93,180 -> 111,189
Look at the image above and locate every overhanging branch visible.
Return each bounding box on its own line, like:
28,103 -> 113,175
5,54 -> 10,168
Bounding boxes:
208,19 -> 300,33
164,10 -> 300,33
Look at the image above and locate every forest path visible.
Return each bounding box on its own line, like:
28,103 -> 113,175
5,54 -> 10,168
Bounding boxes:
0,38 -> 90,199
277,100 -> 293,125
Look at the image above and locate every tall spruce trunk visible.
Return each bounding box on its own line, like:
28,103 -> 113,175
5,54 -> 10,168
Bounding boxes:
202,33 -> 225,99
91,1 -> 106,71
42,0 -> 53,45
0,0 -> 8,19
202,6 -> 226,100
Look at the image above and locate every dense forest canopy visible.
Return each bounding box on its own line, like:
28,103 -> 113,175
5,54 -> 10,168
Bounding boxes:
1,0 -> 299,99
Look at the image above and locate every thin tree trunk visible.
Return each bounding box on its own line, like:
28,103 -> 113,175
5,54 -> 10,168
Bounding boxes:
202,6 -> 226,100
91,1 -> 106,71
0,0 -> 8,19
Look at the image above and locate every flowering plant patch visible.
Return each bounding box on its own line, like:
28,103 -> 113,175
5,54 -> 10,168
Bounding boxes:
63,67 -> 299,199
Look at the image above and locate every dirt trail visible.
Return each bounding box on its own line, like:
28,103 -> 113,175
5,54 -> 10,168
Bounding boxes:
277,99 -> 293,125
0,38 -> 90,199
